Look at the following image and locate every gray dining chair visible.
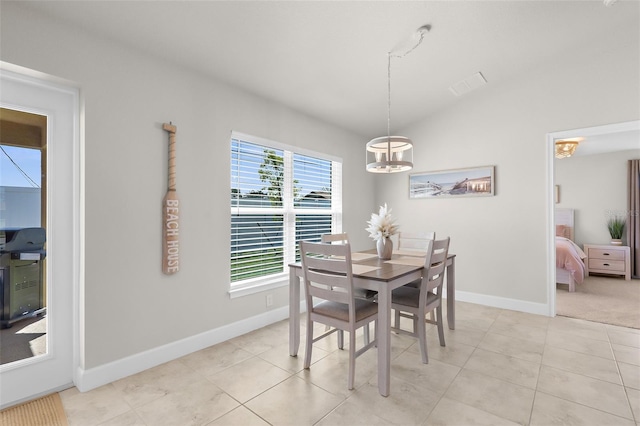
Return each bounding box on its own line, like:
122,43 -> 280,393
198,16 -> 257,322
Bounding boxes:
320,233 -> 349,346
321,233 -> 375,346
397,231 -> 436,291
300,240 -> 378,389
391,237 -> 450,364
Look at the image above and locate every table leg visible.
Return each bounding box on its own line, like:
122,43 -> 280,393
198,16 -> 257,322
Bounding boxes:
446,256 -> 455,330
289,267 -> 300,356
377,286 -> 391,397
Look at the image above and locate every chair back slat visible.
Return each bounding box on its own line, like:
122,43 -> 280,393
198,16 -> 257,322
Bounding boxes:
321,233 -> 349,245
307,282 -> 351,304
398,231 -> 435,252
303,254 -> 350,274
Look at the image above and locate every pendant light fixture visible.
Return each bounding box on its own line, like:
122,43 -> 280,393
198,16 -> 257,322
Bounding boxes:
366,25 -> 430,173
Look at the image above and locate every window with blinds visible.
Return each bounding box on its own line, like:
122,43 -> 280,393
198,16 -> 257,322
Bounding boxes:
230,132 -> 342,293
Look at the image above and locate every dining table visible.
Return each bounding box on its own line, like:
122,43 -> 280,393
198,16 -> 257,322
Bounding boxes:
288,249 -> 456,397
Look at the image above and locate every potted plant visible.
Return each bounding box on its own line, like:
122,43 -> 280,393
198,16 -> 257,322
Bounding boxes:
607,216 -> 626,245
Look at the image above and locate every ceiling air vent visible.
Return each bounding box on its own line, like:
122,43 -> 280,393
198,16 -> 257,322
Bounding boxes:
449,72 -> 487,97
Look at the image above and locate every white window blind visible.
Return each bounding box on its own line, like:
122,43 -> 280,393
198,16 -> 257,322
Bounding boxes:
230,132 -> 342,293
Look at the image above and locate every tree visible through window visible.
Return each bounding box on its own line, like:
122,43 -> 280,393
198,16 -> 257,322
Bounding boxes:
230,133 -> 342,289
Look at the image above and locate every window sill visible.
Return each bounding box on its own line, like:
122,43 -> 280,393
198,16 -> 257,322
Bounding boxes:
228,273 -> 289,299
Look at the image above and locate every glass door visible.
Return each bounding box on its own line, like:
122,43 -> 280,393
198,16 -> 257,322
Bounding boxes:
0,65 -> 78,408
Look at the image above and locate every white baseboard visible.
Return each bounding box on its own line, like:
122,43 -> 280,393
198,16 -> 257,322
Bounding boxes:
75,301 -> 306,392
453,290 -> 550,316
75,291 -> 548,393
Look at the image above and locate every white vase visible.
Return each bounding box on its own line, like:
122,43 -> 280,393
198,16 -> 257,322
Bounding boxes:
611,239 -> 623,246
377,237 -> 393,260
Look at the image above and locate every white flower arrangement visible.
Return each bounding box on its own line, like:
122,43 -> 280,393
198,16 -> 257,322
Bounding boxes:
365,203 -> 399,242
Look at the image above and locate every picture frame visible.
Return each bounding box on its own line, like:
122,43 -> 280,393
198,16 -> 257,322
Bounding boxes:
409,166 -> 495,199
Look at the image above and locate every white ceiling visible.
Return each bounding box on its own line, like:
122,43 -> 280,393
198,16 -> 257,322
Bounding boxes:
568,129 -> 639,157
15,0 -> 640,146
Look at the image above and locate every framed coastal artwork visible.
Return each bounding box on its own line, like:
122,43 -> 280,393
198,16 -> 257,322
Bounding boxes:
409,166 -> 495,199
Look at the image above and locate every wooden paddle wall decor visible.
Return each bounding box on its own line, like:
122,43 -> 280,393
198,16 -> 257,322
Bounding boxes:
162,122 -> 179,274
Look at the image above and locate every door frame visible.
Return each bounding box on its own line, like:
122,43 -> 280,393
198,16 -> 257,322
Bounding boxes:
546,120 -> 640,317
0,62 -> 82,408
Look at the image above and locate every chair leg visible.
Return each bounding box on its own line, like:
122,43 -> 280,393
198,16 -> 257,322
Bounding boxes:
338,330 -> 344,349
348,330 -> 356,390
363,324 -> 370,345
417,312 -> 428,364
436,306 -> 445,347
374,320 -> 378,347
304,320 -> 314,369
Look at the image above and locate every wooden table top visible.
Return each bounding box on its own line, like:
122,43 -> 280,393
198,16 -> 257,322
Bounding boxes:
290,249 -> 455,282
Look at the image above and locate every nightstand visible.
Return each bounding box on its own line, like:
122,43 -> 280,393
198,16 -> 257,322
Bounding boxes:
583,244 -> 631,280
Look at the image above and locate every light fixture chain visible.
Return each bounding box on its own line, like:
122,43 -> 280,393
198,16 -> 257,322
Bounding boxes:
387,52 -> 391,142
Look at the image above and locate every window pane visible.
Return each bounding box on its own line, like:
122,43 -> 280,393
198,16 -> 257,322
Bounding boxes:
293,154 -> 331,209
230,132 -> 341,289
231,139 -> 284,208
230,214 -> 284,282
294,214 -> 332,261
0,145 -> 42,228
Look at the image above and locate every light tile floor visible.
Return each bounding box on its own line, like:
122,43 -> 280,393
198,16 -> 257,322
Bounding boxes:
60,301 -> 640,425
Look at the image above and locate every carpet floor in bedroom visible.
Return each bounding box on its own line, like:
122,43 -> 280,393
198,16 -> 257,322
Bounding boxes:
556,275 -> 640,329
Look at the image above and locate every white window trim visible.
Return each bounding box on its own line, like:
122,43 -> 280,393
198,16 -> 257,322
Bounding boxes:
229,131 -> 342,298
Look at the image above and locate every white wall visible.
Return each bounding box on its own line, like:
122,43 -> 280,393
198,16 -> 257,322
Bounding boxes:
1,3 -> 374,371
556,150 -> 639,248
374,21 -> 639,307
1,1 -> 638,387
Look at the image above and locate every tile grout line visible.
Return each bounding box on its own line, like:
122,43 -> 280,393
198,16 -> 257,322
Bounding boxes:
606,324 -> 639,424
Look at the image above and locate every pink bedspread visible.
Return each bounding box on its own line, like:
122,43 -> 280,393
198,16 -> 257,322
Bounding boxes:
556,237 -> 586,284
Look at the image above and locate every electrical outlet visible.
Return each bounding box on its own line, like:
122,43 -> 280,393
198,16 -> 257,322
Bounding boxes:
266,294 -> 273,307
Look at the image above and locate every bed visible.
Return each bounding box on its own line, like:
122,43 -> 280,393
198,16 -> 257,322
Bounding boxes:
555,208 -> 587,292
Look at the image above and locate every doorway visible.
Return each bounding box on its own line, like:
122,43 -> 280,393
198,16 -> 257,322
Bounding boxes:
0,63 -> 80,409
547,120 -> 640,322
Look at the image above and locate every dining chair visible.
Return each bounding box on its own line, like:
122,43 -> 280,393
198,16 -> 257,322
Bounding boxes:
391,237 -> 450,364
300,241 -> 378,389
320,233 -> 349,346
397,231 -> 436,291
321,233 -> 375,346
